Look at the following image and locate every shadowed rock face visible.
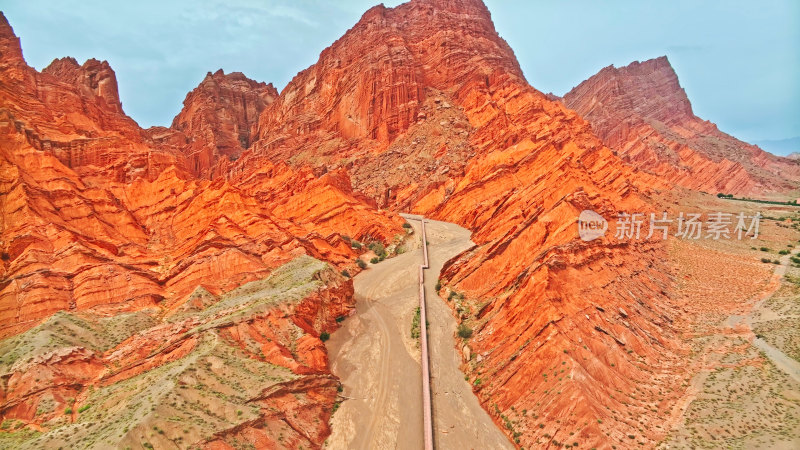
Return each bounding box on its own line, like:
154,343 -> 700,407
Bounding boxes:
561,56 -> 800,195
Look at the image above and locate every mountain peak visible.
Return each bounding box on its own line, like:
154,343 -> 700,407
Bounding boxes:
565,55 -> 694,129
171,69 -> 279,176
42,56 -> 123,113
562,56 -> 800,194
0,12 -> 25,65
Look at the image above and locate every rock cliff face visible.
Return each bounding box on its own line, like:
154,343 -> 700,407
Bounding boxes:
42,57 -> 124,114
561,56 -> 800,196
170,70 -> 278,177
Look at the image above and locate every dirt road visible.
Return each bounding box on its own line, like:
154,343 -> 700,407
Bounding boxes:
324,219 -> 513,450
746,249 -> 800,383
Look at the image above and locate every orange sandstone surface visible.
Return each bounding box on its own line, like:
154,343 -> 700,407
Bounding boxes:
1,0 -> 794,449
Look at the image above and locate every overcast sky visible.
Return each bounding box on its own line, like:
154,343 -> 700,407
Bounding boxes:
2,0 -> 798,153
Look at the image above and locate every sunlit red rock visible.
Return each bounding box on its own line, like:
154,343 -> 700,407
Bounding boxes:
1,1 -> 787,448
171,70 -> 278,177
1,10 -> 402,448
561,56 -> 800,196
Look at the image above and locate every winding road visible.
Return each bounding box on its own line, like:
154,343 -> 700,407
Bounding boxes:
324,218 -> 513,450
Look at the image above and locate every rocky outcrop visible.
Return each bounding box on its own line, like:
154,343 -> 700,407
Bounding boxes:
170,70 -> 278,177
0,257 -> 351,449
561,56 -> 800,195
42,57 -> 124,114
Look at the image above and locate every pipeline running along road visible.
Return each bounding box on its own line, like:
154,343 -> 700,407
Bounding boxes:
324,217 -> 513,450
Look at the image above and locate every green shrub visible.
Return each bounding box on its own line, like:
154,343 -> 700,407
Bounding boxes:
457,323 -> 473,339
341,270 -> 350,278
402,223 -> 412,229
370,257 -> 380,264
351,241 -> 362,250
320,332 -> 330,342
760,247 -> 770,252
356,259 -> 367,269
368,241 -> 387,258
779,249 -> 790,255
64,407 -> 73,415
77,404 -> 90,413
762,257 -> 774,263
435,281 -> 441,291
411,307 -> 421,340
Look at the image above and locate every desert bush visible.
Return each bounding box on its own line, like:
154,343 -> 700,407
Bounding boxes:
370,257 -> 380,264
457,323 -> 473,339
402,222 -> 412,229
320,332 -> 330,342
411,307 -> 421,340
341,270 -> 350,278
368,241 -> 386,257
356,259 -> 367,269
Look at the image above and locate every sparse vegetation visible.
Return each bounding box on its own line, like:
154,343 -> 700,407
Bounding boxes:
411,307 -> 421,341
402,222 -> 412,229
367,242 -> 387,260
457,323 -> 473,339
356,259 -> 367,269
320,332 -> 330,342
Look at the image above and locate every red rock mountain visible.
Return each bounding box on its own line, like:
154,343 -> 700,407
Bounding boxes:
235,1 -> 681,447
170,70 -> 279,177
0,9 -> 403,448
1,1 -> 784,449
561,56 -> 800,196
